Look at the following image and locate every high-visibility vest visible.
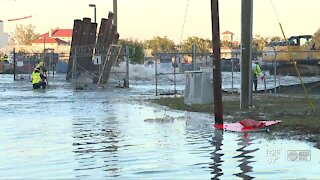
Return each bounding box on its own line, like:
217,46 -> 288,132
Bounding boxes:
252,63 -> 261,77
0,55 -> 8,61
32,72 -> 41,84
255,64 -> 261,77
34,64 -> 45,74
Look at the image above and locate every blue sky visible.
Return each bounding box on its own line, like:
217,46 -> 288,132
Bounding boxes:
1,0 -> 319,43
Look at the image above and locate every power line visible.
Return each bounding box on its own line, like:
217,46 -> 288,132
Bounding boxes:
7,15 -> 32,22
179,0 -> 190,45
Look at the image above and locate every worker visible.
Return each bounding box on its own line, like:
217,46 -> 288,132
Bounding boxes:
252,61 -> 262,91
0,54 -> 8,61
3,54 -> 8,61
0,54 -> 4,61
34,61 -> 47,74
31,69 -> 47,89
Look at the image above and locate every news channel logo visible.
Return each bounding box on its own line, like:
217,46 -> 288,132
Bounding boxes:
287,150 -> 311,162
267,149 -> 312,163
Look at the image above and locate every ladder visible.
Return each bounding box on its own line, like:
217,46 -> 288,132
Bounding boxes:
97,44 -> 122,88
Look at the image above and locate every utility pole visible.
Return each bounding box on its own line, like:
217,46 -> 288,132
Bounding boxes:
89,4 -> 97,23
240,0 -> 253,109
113,0 -> 117,32
211,0 -> 223,124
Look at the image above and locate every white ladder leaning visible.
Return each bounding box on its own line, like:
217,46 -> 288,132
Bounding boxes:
97,44 -> 122,88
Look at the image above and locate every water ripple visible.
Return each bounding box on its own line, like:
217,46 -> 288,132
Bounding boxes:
1,74 -> 320,179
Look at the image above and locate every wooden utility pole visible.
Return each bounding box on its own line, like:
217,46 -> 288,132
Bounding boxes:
211,0 -> 223,124
240,0 -> 253,109
113,0 -> 117,32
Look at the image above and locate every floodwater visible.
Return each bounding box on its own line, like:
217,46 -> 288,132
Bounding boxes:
1,67 -> 320,179
122,63 -> 320,94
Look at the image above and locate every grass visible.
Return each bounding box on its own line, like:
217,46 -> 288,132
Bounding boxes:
150,93 -> 320,148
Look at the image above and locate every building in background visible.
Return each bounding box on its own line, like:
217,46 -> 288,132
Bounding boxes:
31,28 -> 73,54
14,28 -> 72,55
222,31 -> 234,42
0,20 -> 9,49
40,28 -> 73,45
31,37 -> 69,53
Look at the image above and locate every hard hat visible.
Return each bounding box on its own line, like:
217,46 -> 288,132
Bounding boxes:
39,61 -> 45,67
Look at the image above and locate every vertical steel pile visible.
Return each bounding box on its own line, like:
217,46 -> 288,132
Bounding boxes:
66,18 -> 97,80
96,13 -> 114,53
79,18 -> 97,72
67,12 -> 120,85
96,12 -> 120,85
66,20 -> 82,80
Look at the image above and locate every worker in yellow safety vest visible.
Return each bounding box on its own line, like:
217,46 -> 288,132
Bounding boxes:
252,61 -> 262,91
31,69 -> 47,89
34,61 -> 47,74
0,54 -> 8,61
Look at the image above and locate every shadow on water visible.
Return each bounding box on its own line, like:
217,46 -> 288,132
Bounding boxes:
211,131 -> 259,180
210,130 -> 224,179
233,132 -> 258,179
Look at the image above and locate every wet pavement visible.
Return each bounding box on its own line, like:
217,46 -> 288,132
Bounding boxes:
0,73 -> 320,179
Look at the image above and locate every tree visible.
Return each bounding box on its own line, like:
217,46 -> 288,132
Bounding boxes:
143,36 -> 176,56
252,35 -> 267,52
221,40 -> 233,48
264,36 -> 283,46
119,39 -> 144,64
180,36 -> 212,53
269,36 -> 282,42
10,24 -> 39,45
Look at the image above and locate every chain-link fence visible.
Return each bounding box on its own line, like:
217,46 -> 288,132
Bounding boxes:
154,51 -> 240,95
8,50 -> 62,81
67,44 -> 129,89
154,49 -> 320,95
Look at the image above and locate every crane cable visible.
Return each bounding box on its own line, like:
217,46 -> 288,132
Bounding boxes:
179,0 -> 190,46
270,0 -> 314,111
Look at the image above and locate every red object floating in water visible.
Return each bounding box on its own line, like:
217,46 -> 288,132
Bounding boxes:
214,119 -> 281,132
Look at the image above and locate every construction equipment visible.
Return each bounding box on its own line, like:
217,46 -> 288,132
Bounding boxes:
262,28 -> 320,76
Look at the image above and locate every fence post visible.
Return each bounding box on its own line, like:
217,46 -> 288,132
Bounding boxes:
13,48 -> 16,81
155,59 -> 158,96
192,44 -> 196,71
52,51 -> 55,78
273,47 -> 277,94
28,56 -> 31,81
231,56 -> 234,92
124,46 -> 129,88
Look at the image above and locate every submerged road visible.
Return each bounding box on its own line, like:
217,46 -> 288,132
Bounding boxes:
0,74 -> 319,179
